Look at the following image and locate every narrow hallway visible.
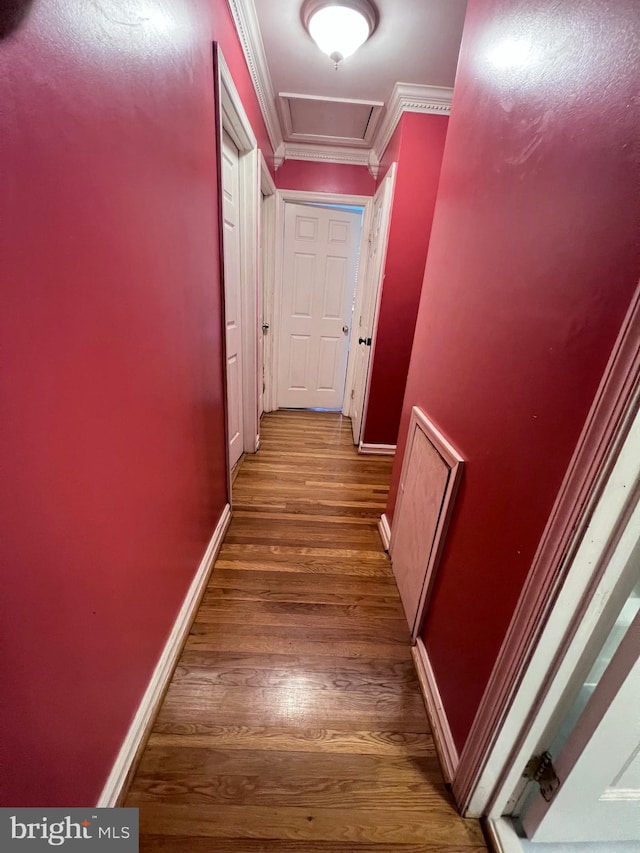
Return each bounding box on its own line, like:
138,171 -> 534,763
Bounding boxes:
126,411 -> 486,851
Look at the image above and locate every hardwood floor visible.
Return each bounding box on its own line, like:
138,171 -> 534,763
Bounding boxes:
126,411 -> 487,852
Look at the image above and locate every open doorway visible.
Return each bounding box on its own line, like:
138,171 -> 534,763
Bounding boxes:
263,187 -> 390,442
276,200 -> 364,412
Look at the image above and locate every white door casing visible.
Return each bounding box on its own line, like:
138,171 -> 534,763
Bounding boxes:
217,49 -> 261,487
258,151 -> 276,420
350,164 -> 396,445
467,395 -> 640,851
266,190 -> 373,414
522,606 -> 640,843
277,202 -> 363,410
221,131 -> 244,469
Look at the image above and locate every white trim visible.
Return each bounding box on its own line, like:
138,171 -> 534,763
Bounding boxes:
259,149 -> 276,197
484,817 -> 527,853
225,0 -> 284,165
219,51 -> 261,459
225,2 -> 452,177
218,52 -> 256,151
412,638 -> 460,783
370,82 -> 453,175
96,504 -> 232,807
266,189 -> 373,414
378,513 -> 391,551
353,164 -> 397,443
283,143 -> 374,171
259,150 -> 277,415
358,443 -> 396,455
468,395 -> 640,819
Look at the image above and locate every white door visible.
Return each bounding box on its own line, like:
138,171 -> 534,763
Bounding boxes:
522,591 -> 640,843
221,131 -> 244,468
258,192 -> 266,419
277,203 -> 362,410
350,165 -> 395,445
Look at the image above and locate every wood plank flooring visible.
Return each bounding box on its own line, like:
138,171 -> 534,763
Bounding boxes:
126,411 -> 487,852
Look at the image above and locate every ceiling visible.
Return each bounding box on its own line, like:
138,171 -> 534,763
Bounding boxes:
228,0 -> 468,174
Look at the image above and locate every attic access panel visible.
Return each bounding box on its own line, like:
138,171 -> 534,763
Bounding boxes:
279,92 -> 383,147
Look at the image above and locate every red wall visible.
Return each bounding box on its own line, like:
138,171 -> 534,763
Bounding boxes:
275,159 -> 376,196
387,0 -> 640,751
0,0 -> 268,807
364,113 -> 449,445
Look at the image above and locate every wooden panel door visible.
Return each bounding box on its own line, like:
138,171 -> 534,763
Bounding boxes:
222,130 -> 244,468
277,203 -> 362,410
390,407 -> 464,636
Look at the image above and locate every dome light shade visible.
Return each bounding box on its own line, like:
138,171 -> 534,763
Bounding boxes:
303,0 -> 377,67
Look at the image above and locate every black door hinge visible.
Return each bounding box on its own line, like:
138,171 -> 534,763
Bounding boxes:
523,751 -> 560,802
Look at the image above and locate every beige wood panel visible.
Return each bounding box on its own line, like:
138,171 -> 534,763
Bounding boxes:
390,407 -> 464,636
392,429 -> 449,630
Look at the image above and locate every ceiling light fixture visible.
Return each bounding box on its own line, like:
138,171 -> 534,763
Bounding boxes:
302,0 -> 377,69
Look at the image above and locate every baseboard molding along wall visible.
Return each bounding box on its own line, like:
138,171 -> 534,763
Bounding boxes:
378,513 -> 391,551
412,637 -> 459,784
359,443 -> 397,456
97,503 -> 232,807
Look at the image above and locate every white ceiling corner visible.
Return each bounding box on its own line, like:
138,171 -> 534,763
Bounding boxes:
371,83 -> 453,166
227,0 -> 462,172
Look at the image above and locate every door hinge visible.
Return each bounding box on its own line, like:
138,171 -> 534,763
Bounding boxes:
351,389 -> 355,399
523,751 -> 560,802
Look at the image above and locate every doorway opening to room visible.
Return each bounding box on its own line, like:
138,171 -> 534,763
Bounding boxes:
275,200 -> 364,413
262,171 -> 396,447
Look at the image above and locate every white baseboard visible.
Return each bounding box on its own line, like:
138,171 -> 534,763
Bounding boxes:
96,503 -> 232,806
378,513 -> 391,551
411,637 -> 459,784
359,442 -> 396,456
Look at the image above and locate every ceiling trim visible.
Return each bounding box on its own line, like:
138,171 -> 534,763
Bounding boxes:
227,1 -> 454,175
226,0 -> 285,165
369,82 -> 453,173
283,143 -> 373,170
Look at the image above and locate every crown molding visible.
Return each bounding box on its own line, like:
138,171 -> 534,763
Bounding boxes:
370,82 -> 453,173
284,143 -> 374,171
226,0 -> 284,162
226,1 -> 453,176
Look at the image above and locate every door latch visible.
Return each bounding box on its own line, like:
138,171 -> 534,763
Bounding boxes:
523,751 -> 560,802
358,337 -> 372,346
262,323 -> 270,333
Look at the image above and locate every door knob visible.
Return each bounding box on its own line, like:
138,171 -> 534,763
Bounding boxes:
358,337 -> 372,346
342,325 -> 349,335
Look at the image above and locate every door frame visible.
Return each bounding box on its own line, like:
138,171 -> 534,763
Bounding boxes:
259,153 -> 277,415
485,407 -> 640,850
217,48 -> 261,485
454,284 -> 640,819
264,189 -> 374,414
353,163 -> 396,447
258,152 -> 276,421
